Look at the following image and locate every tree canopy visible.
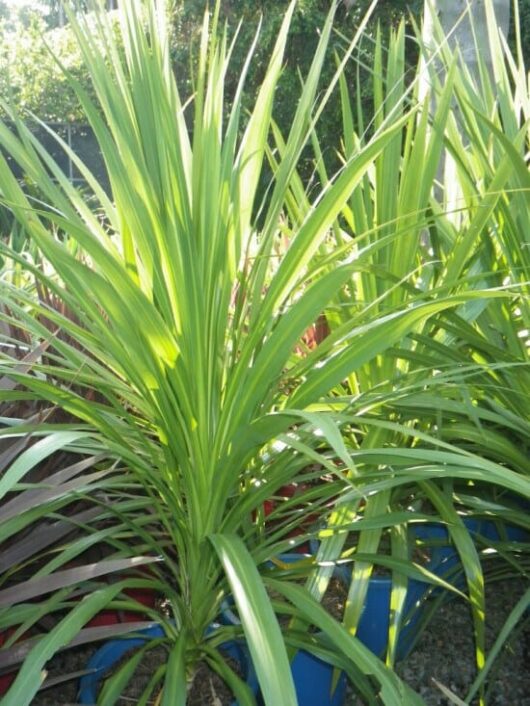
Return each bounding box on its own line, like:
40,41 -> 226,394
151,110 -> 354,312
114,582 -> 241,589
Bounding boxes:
0,1 -> 422,122
0,0 -> 524,148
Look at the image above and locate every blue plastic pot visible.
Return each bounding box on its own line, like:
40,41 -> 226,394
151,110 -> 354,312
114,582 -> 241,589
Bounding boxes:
481,492 -> 530,543
412,517 -> 528,590
480,519 -> 529,543
411,519 -> 492,592
222,554 -> 346,706
289,646 -> 347,706
352,572 -> 428,660
269,554 -> 347,706
412,522 -> 469,587
307,543 -> 432,660
77,624 -> 259,706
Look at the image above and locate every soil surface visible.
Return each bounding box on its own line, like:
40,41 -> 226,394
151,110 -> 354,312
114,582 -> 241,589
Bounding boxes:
13,578 -> 530,705
31,644 -> 96,705
347,579 -> 530,705
30,644 -> 242,706
187,657 -> 242,706
322,576 -> 348,620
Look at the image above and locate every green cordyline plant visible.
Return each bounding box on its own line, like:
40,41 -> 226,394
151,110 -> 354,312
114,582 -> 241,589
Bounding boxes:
271,0 -> 529,693
395,0 -> 530,595
0,1 -> 431,704
408,4 -> 530,696
0,0 -> 528,705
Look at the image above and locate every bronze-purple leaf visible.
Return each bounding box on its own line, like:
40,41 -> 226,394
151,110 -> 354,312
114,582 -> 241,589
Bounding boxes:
0,556 -> 161,607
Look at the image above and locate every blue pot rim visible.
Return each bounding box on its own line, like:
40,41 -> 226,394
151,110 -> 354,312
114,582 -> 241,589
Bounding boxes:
77,624 -> 259,706
78,622 -> 347,706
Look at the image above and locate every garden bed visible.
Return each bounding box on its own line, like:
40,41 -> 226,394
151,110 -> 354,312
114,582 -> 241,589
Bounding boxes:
26,579 -> 529,706
351,579 -> 530,706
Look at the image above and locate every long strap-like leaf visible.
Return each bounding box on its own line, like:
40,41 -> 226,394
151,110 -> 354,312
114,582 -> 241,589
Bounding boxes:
210,533 -> 298,706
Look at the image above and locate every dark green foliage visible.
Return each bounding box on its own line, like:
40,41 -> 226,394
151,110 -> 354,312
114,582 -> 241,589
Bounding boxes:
169,1 -> 420,178
514,0 -> 530,58
0,1 -> 421,125
0,1 -> 526,165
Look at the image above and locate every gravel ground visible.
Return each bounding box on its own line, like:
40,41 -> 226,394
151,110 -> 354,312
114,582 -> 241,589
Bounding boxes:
21,578 -> 530,705
347,579 -> 530,706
